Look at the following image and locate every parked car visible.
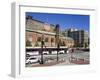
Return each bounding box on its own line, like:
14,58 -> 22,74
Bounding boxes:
51,51 -> 57,54
26,51 -> 39,56
52,50 -> 65,54
43,51 -> 49,55
58,50 -> 65,54
26,57 -> 39,64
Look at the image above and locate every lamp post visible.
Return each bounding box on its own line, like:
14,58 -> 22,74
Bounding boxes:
55,24 -> 60,62
41,34 -> 44,64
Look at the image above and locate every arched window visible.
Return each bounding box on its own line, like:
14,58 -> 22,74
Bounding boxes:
45,37 -> 48,42
51,38 -> 54,43
37,37 -> 41,42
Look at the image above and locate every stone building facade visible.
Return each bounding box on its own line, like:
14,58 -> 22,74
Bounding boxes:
26,16 -> 74,48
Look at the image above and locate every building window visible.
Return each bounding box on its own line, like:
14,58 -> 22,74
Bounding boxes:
37,37 -> 41,42
45,37 -> 48,42
51,38 -> 54,43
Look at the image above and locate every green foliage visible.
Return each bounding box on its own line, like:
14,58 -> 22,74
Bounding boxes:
84,43 -> 88,48
34,41 -> 39,47
26,40 -> 32,47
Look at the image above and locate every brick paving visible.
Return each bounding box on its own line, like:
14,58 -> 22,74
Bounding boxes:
69,58 -> 89,64
31,60 -> 65,67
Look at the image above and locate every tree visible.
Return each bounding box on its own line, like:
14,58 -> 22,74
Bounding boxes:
26,40 -> 32,47
34,41 -> 39,47
84,43 -> 88,48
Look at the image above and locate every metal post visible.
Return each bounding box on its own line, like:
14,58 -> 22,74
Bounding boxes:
55,24 -> 60,62
57,44 -> 59,61
41,34 -> 44,64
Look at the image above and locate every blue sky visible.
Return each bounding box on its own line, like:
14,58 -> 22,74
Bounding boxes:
26,12 -> 90,32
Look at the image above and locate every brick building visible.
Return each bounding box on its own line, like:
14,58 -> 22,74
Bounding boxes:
26,16 -> 74,48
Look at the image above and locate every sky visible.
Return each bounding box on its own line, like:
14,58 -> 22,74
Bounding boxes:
26,12 -> 90,32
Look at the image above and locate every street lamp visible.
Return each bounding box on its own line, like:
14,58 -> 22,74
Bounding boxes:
40,34 -> 45,64
55,24 -> 60,62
